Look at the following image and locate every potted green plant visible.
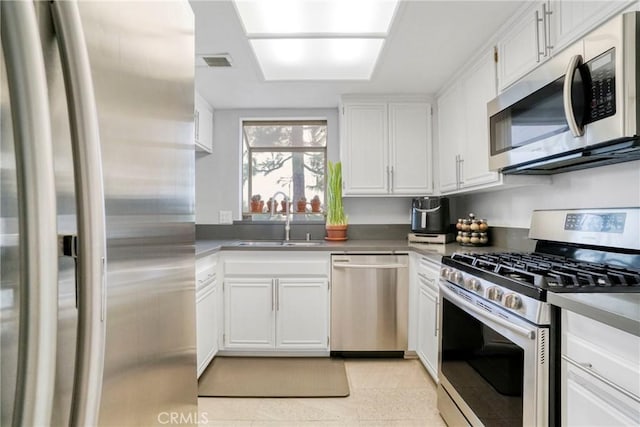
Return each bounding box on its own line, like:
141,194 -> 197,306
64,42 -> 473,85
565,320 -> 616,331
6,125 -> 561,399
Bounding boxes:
325,161 -> 348,240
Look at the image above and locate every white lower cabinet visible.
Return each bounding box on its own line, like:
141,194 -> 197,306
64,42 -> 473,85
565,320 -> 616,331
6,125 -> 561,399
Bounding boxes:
411,253 -> 441,382
225,278 -> 275,348
276,278 -> 329,349
562,358 -> 640,426
196,253 -> 219,377
417,279 -> 438,381
561,310 -> 640,426
222,252 -> 330,353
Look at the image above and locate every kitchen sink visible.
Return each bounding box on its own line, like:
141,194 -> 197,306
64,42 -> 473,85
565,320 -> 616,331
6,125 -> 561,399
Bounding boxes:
236,240 -> 322,247
280,241 -> 323,247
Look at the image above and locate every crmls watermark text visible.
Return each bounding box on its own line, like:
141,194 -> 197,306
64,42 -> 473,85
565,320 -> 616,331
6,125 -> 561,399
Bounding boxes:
157,411 -> 209,425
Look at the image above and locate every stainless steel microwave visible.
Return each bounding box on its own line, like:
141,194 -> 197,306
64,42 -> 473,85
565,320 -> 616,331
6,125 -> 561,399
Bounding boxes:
488,12 -> 640,175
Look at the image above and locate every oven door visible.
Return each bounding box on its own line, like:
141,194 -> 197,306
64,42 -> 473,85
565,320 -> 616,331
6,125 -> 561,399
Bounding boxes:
437,281 -> 549,427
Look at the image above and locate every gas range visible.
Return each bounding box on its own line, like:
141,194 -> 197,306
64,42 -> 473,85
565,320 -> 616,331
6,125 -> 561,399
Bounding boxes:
437,208 -> 639,427
440,208 -> 640,325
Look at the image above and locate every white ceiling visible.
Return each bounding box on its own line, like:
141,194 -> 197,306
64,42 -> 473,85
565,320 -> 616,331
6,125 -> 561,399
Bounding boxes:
190,0 -> 526,109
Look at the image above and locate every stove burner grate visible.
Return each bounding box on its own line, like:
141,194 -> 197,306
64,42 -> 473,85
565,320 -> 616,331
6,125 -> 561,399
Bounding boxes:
451,251 -> 640,291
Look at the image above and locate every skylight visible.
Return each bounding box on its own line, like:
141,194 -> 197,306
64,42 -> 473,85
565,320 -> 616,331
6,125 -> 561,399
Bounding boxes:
232,0 -> 400,81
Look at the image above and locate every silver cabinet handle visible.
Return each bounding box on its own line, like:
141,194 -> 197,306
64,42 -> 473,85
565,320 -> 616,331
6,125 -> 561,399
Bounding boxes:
563,355 -> 640,404
454,155 -> 459,189
435,301 -> 440,337
51,2 -> 107,426
563,54 -> 585,137
1,2 -> 59,426
194,109 -> 200,141
535,10 -> 544,62
458,156 -> 464,185
389,166 -> 394,193
386,165 -> 390,192
276,279 -> 280,311
542,2 -> 553,57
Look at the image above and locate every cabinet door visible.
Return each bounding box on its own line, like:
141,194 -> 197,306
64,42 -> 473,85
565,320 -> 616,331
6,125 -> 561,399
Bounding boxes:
437,84 -> 464,193
417,281 -> 438,382
341,102 -> 389,195
276,278 -> 328,349
195,92 -> 213,153
562,359 -> 640,426
389,103 -> 433,195
497,2 -> 546,91
552,1 -> 634,51
224,278 -> 275,348
461,50 -> 500,188
196,283 -> 217,377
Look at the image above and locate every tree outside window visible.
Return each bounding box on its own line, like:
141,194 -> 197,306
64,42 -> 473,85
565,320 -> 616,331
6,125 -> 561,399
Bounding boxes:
242,120 -> 327,218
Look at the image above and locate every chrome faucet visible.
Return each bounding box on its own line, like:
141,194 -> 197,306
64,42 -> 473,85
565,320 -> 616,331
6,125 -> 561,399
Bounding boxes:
270,191 -> 290,241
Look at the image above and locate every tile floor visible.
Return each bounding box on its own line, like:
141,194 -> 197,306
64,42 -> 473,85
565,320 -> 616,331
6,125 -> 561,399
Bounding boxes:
198,358 -> 446,426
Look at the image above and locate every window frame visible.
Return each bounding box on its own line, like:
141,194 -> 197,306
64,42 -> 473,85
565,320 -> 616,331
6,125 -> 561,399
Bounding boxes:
240,117 -> 328,216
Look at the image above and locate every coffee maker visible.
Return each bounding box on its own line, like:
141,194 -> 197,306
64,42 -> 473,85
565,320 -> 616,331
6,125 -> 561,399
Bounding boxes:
409,197 -> 452,243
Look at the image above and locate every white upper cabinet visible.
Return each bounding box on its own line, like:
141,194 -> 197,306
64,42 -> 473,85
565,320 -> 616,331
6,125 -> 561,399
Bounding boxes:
195,92 -> 213,153
497,0 -> 635,91
388,103 -> 433,195
461,51 -> 500,188
497,1 -> 551,91
551,1 -> 636,53
436,84 -> 464,193
340,96 -> 433,196
340,102 -> 389,195
437,49 -> 500,194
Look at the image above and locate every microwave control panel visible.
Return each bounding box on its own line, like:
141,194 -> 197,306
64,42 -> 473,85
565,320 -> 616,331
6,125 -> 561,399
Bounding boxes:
585,48 -> 616,123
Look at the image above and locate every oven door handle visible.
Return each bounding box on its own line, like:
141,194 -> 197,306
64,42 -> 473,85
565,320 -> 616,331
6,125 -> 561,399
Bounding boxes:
440,285 -> 535,340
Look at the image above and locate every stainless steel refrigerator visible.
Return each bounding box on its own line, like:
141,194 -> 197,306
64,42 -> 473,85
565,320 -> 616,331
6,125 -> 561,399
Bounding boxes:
1,1 -> 197,425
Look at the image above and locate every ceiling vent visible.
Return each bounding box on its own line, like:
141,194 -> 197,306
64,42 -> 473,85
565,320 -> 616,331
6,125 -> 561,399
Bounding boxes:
197,53 -> 233,68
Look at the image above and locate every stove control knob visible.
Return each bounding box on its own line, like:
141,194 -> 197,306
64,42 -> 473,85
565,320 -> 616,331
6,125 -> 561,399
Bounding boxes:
465,278 -> 482,292
449,270 -> 463,285
487,287 -> 503,302
504,294 -> 522,310
440,268 -> 450,279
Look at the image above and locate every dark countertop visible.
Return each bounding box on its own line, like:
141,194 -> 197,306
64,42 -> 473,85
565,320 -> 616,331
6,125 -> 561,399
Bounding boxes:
197,239 -> 639,336
196,238 -> 505,263
548,292 -> 640,338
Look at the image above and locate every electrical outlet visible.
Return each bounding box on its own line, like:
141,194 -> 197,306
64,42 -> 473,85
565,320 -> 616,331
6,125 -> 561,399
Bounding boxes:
219,210 -> 232,224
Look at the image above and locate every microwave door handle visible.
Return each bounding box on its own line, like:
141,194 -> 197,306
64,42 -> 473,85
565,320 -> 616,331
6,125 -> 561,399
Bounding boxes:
563,54 -> 585,137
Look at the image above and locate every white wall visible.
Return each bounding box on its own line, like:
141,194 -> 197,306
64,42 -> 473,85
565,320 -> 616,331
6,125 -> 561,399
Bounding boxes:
196,109 -> 639,226
196,108 -> 340,224
454,160 -> 640,228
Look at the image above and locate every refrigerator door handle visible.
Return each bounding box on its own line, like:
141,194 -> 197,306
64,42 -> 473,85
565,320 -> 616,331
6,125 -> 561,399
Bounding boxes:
1,2 -> 59,426
50,2 -> 107,426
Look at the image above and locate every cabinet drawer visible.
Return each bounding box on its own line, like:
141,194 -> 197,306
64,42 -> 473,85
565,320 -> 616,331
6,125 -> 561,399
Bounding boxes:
197,254 -> 218,292
196,253 -> 217,275
418,256 -> 440,275
224,253 -> 329,277
562,310 -> 640,399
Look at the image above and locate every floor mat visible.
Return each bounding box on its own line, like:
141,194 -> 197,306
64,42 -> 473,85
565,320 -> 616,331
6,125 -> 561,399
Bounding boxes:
198,357 -> 350,397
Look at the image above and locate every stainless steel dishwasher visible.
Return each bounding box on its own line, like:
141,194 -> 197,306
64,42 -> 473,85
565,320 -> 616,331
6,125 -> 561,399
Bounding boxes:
331,254 -> 409,353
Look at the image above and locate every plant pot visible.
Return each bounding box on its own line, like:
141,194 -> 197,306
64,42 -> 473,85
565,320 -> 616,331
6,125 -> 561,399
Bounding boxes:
325,224 -> 348,241
250,201 -> 263,213
297,201 -> 307,213
311,200 -> 321,213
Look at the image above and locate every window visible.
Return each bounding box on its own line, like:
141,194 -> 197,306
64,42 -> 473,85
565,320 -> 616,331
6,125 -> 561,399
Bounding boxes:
242,120 -> 327,219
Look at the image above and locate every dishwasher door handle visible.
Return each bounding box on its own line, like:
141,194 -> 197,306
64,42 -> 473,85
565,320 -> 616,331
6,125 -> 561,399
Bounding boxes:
333,263 -> 407,269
